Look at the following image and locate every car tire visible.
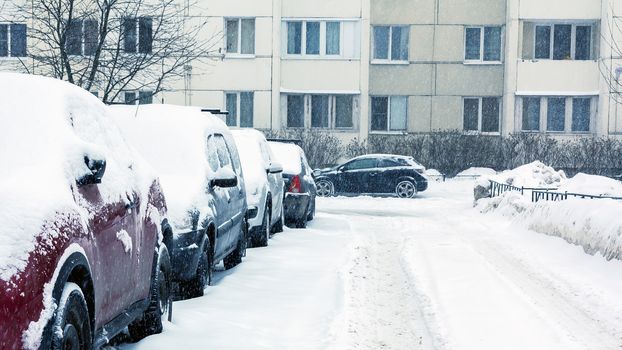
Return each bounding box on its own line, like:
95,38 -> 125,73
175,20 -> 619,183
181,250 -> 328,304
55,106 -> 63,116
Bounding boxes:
129,249 -> 172,341
179,245 -> 212,299
51,282 -> 92,350
396,180 -> 417,199
306,198 -> 315,221
224,223 -> 247,270
316,180 -> 334,197
254,205 -> 270,248
273,205 -> 284,233
295,209 -> 308,229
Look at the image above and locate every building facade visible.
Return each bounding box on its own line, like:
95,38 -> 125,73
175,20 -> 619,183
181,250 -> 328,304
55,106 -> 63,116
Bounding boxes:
1,0 -> 621,140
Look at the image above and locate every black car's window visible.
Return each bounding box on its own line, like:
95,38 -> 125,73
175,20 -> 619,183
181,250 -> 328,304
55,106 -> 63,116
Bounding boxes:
378,159 -> 401,168
206,136 -> 220,172
342,158 -> 376,171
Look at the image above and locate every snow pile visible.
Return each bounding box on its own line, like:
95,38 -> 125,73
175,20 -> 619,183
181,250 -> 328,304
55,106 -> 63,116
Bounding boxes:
110,104 -> 235,231
479,193 -> 622,260
558,173 -> 622,197
492,161 -> 566,188
268,142 -> 303,175
425,169 -> 444,181
456,167 -> 496,177
0,73 -> 154,282
231,129 -> 270,207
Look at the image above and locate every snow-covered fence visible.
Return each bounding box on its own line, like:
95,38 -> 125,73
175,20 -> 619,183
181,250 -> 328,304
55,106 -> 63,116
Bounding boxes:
489,180 -> 557,198
532,190 -> 622,202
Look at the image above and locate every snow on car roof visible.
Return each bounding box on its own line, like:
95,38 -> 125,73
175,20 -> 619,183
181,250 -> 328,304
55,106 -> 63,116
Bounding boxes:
231,129 -> 270,206
268,141 -> 304,175
0,73 -> 154,281
111,104 -> 233,228
350,154 -> 425,168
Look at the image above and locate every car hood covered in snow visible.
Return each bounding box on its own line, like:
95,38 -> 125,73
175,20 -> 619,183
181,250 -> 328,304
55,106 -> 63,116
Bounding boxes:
0,73 -> 155,282
111,104 -> 234,230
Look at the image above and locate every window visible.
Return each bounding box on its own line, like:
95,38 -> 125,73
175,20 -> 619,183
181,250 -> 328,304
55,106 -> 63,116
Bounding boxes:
66,19 -> 98,56
546,97 -> 565,132
572,98 -> 591,132
378,159 -> 400,168
371,96 -> 407,132
225,92 -> 254,127
124,91 -> 153,105
123,17 -> 153,54
534,23 -> 593,60
343,159 -> 376,171
465,26 -> 502,62
522,97 -> 541,131
463,97 -> 500,133
284,94 -> 358,129
326,22 -> 340,55
518,96 -> 595,133
285,20 -> 349,57
225,18 -> 255,55
0,24 -> 26,57
373,25 -> 409,62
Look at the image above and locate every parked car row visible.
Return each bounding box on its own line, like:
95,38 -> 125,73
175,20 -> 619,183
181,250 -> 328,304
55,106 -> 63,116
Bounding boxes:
0,74 -> 317,349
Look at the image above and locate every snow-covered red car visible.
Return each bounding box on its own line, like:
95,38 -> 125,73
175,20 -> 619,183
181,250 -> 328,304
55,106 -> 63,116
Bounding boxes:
0,74 -> 171,349
268,141 -> 316,228
232,129 -> 284,247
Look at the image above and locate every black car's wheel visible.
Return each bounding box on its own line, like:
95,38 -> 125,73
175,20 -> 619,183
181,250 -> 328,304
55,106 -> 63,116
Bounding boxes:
396,180 -> 417,198
129,249 -> 172,341
224,222 -> 247,270
316,180 -> 334,197
254,205 -> 270,248
179,245 -> 212,298
306,198 -> 315,221
51,283 -> 91,350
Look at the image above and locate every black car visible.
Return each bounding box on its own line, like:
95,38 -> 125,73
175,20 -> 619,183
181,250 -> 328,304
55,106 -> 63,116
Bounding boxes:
313,154 -> 428,198
268,141 -> 317,228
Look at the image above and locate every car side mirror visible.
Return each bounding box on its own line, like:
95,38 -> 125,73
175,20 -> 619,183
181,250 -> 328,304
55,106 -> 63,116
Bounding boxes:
77,156 -> 106,186
267,162 -> 283,174
210,168 -> 238,188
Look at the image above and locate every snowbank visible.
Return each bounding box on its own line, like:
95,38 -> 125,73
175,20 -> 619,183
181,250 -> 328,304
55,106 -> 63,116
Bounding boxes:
0,73 -> 154,282
558,173 -> 622,197
457,167 -> 496,177
478,193 -> 622,260
492,161 -> 566,188
477,161 -> 622,260
110,104 -> 232,230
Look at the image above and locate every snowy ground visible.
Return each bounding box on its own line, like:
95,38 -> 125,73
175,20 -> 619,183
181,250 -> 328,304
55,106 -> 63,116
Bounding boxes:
119,180 -> 622,350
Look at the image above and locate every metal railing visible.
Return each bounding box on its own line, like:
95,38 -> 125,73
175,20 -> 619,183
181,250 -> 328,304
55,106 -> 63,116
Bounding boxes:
489,180 -> 557,197
532,190 -> 622,202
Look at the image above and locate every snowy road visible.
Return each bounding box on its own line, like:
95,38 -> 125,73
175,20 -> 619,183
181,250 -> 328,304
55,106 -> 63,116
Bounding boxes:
121,180 -> 622,350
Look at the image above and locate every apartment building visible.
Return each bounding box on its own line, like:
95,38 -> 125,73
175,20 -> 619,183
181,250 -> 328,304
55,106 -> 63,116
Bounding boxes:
1,0 -> 621,140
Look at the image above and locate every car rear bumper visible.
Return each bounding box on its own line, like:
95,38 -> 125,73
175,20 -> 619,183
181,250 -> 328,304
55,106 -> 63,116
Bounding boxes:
283,193 -> 310,222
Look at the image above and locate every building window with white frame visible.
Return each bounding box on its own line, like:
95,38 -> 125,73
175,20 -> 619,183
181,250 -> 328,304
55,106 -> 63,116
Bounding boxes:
372,25 -> 409,62
124,90 -> 153,105
284,94 -> 358,129
370,96 -> 407,132
123,17 -> 153,54
532,23 -> 593,60
463,97 -> 500,133
226,18 -> 255,55
0,23 -> 27,57
66,19 -> 98,56
519,96 -> 595,133
225,91 -> 254,127
284,20 -> 359,58
464,26 -> 502,62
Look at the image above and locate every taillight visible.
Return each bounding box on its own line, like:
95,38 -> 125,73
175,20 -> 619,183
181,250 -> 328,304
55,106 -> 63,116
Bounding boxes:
289,175 -> 302,193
